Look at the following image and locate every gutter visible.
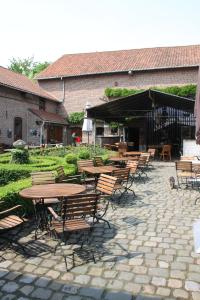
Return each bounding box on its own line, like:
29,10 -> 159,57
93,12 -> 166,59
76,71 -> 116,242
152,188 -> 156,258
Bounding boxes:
35,65 -> 199,80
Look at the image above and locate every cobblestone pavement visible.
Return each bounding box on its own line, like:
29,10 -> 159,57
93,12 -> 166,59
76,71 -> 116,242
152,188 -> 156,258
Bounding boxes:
1,162 -> 200,300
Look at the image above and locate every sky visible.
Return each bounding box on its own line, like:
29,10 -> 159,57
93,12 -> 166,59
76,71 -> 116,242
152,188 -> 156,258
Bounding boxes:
1,0 -> 200,67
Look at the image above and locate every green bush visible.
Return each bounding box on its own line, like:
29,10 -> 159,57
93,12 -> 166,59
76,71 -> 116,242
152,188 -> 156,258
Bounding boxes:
11,149 -> 30,164
0,178 -> 33,214
65,153 -> 77,164
105,84 -> 197,99
78,149 -> 90,159
0,168 -> 30,186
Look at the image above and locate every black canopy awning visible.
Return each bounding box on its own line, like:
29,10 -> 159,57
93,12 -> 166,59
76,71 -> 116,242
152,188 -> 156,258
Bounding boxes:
87,89 -> 195,122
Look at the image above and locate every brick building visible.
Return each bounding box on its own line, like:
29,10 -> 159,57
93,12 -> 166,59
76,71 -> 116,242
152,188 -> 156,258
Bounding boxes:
36,45 -> 200,146
1,45 -> 200,147
0,66 -> 67,146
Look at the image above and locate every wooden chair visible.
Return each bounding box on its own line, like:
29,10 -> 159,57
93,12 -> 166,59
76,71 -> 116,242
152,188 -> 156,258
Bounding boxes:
112,168 -> 135,199
175,161 -> 195,188
0,204 -> 26,256
77,160 -> 96,184
137,155 -> 149,180
56,166 -> 82,184
118,142 -> 127,157
95,174 -> 117,227
31,171 -> 59,238
126,160 -> 145,182
148,148 -> 156,160
31,171 -> 59,205
160,144 -> 172,161
48,193 -> 98,270
93,156 -> 104,167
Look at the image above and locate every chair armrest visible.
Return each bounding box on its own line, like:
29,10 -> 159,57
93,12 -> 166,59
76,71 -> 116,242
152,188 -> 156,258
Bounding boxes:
0,205 -> 23,216
47,207 -> 62,221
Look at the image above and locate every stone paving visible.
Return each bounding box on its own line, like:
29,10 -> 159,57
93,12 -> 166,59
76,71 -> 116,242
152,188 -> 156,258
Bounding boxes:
1,162 -> 200,299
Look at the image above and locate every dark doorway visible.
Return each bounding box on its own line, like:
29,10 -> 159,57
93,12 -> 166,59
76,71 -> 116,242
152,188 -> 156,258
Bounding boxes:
47,125 -> 63,143
127,127 -> 140,150
14,117 -> 22,141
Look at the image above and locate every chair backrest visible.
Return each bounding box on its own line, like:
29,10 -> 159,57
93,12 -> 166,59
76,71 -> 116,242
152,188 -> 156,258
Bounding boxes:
118,142 -> 127,156
126,160 -> 139,173
140,153 -> 150,163
138,155 -> 148,166
77,160 -> 94,172
31,171 -> 56,185
94,156 -> 104,167
161,144 -> 172,154
96,174 -> 117,195
61,193 -> 98,220
175,161 -> 192,172
56,166 -> 65,181
148,148 -> 156,157
112,168 -> 130,183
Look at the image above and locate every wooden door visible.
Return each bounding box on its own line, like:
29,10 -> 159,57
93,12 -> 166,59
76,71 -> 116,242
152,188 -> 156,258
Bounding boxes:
14,117 -> 22,141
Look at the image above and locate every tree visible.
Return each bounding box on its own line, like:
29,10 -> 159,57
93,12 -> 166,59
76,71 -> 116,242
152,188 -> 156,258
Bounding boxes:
8,56 -> 50,79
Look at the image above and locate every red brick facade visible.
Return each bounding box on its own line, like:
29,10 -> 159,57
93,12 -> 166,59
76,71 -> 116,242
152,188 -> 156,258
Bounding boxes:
38,67 -> 198,115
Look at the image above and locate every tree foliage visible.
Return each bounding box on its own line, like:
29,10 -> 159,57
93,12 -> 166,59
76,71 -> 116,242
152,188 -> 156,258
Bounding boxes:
8,56 -> 50,79
68,112 -> 85,124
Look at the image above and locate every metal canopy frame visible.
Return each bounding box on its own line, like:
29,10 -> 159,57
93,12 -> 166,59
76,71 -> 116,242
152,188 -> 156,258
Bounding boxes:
87,89 -> 195,122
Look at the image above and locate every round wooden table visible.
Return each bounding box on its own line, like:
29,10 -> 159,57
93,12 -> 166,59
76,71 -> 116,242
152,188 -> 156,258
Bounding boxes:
19,183 -> 86,199
20,183 -> 86,238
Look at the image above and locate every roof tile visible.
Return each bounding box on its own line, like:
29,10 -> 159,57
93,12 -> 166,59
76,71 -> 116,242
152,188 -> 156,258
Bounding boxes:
36,45 -> 200,79
0,66 -> 59,102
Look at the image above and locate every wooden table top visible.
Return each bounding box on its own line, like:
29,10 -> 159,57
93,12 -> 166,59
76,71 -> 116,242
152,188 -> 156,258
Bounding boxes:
81,165 -> 118,175
19,183 -> 86,199
123,151 -> 144,156
109,156 -> 133,162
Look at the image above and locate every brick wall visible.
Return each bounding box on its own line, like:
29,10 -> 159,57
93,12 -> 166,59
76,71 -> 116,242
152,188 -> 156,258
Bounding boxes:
0,86 -> 58,146
38,67 -> 198,116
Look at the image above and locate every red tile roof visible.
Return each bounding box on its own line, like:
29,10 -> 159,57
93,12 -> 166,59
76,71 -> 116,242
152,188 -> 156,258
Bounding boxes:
30,109 -> 67,125
0,66 -> 59,102
36,45 -> 200,79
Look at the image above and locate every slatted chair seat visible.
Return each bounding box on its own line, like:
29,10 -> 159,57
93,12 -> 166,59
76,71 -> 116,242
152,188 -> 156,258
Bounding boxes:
52,219 -> 90,233
177,171 -> 195,177
0,204 -> 26,256
0,215 -> 23,230
175,161 -> 195,188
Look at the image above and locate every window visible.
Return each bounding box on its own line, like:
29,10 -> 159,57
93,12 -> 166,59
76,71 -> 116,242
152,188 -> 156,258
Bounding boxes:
96,127 -> 104,136
111,127 -> 118,135
14,117 -> 22,141
39,99 -> 46,110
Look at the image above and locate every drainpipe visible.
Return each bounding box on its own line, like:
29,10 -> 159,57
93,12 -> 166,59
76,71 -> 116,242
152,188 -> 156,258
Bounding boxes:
61,77 -> 65,102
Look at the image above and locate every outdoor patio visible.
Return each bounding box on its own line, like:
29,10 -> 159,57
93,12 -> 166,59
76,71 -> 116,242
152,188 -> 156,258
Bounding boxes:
1,161 -> 200,300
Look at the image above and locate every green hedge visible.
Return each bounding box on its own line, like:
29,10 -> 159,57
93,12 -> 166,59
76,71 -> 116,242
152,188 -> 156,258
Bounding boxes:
105,84 -> 197,99
0,178 -> 33,214
0,168 -> 30,186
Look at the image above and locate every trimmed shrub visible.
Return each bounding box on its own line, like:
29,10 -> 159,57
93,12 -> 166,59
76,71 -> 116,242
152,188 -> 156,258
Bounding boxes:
65,153 -> 77,164
11,149 -> 30,164
0,169 -> 30,186
78,149 -> 90,159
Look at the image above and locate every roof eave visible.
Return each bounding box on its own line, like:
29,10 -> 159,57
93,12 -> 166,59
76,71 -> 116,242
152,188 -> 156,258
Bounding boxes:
36,64 -> 199,80
0,81 -> 61,103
